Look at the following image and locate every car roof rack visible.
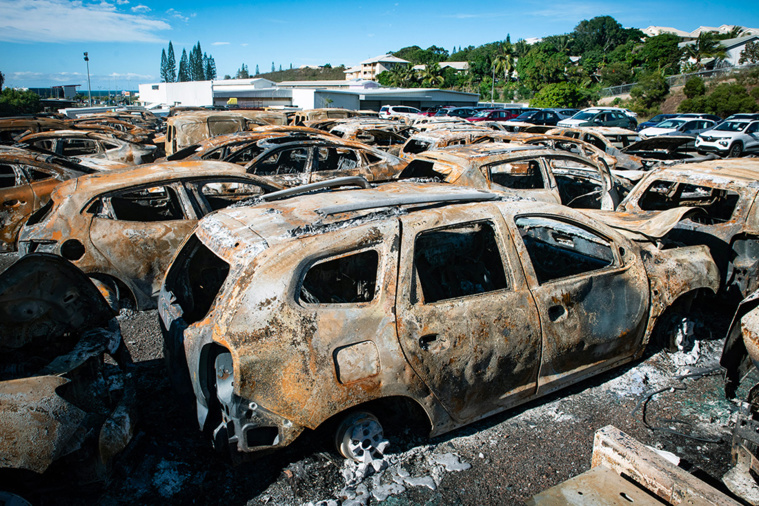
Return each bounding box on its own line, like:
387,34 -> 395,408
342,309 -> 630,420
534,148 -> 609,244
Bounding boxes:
262,176 -> 371,202
318,191 -> 502,216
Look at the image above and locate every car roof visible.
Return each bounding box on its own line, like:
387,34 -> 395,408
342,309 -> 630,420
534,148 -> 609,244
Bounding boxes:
50,160 -> 279,205
641,159 -> 759,191
195,181 -> 548,258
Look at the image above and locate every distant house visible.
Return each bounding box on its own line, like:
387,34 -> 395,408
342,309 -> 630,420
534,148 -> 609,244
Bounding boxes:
644,24 -> 759,42
679,34 -> 759,67
343,54 -> 410,81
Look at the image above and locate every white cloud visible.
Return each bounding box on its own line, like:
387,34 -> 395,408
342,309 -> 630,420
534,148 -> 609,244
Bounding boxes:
0,0 -> 170,43
166,7 -> 188,22
212,41 -> 229,46
240,43 -> 248,47
131,4 -> 149,13
115,0 -> 129,4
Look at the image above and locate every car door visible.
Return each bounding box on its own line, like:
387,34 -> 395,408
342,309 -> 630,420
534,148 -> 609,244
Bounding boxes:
310,145 -> 367,182
0,164 -> 35,250
745,122 -> 759,151
508,214 -> 649,395
396,206 -> 542,423
87,182 -> 198,300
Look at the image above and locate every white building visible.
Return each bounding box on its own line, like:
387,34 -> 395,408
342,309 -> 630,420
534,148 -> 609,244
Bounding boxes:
343,54 -> 411,81
138,79 -> 479,111
679,35 -> 759,67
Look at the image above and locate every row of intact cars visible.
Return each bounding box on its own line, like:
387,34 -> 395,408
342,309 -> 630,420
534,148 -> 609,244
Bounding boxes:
1,106 -> 758,489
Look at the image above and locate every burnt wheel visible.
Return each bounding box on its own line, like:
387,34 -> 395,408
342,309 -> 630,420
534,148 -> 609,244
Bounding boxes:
89,276 -> 119,312
335,411 -> 387,462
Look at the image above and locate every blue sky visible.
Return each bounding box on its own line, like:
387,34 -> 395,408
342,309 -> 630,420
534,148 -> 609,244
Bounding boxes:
1,0 -> 758,90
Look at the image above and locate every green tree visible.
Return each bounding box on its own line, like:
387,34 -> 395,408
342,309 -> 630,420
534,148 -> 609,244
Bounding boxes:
236,64 -> 249,79
516,42 -> 570,92
189,42 -> 205,81
572,16 -> 642,55
683,77 -> 706,98
255,65 -> 259,75
703,83 -> 758,116
633,34 -> 683,73
599,61 -> 633,86
0,71 -> 4,90
630,71 -> 669,110
740,41 -> 759,65
167,41 -> 176,82
419,62 -> 444,87
177,49 -> 190,82
204,53 -> 217,80
529,82 -> 589,108
0,88 -> 41,116
160,49 -> 169,82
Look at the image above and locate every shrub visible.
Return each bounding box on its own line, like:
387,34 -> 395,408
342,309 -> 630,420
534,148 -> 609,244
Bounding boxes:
683,77 -> 706,98
529,82 -> 589,108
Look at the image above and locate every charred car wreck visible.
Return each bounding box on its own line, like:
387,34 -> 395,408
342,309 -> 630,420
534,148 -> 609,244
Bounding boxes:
159,181 -> 718,461
0,254 -> 134,484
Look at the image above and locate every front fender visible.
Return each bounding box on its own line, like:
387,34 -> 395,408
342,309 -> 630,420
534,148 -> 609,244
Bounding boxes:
639,244 -> 720,350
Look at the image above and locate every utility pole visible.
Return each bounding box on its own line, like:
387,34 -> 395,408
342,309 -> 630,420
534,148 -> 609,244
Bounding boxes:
84,52 -> 92,106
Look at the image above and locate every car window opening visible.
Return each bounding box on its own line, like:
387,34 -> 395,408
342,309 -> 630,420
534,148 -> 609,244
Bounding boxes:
253,148 -> 309,176
165,235 -> 230,324
300,250 -> 378,304
316,147 -> 359,172
516,216 -> 614,284
639,180 -> 740,223
414,222 -> 508,304
109,186 -> 185,221
489,160 -> 544,190
194,181 -> 264,211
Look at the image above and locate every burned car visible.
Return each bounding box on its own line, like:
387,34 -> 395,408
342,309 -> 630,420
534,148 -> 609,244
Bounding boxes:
617,160 -> 759,300
165,111 -> 269,156
17,161 -> 283,310
18,130 -> 157,166
0,116 -> 65,144
0,146 -> 97,251
159,181 -> 718,461
398,143 -> 625,210
0,253 -> 134,483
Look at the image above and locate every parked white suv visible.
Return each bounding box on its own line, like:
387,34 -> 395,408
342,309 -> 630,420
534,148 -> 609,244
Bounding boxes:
695,119 -> 759,157
378,105 -> 421,119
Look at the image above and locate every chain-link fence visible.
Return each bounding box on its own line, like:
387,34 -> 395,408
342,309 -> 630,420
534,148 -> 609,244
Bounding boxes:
600,64 -> 759,97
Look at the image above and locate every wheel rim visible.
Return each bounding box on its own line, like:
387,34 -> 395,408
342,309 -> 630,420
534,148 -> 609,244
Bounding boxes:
729,144 -> 742,157
336,412 -> 387,462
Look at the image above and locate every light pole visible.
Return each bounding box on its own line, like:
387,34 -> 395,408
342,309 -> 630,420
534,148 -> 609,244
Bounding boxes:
83,52 -> 92,106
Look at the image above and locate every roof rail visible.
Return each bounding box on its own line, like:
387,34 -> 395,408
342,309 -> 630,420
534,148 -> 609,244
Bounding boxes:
262,176 -> 371,202
319,191 -> 501,216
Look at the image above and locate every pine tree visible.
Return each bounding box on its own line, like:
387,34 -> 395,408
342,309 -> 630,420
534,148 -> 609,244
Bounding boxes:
205,54 -> 217,80
189,42 -> 205,81
290,63 -> 293,69
255,65 -> 259,75
160,49 -> 169,82
236,64 -> 249,79
167,41 -> 176,82
178,49 -> 190,82
271,62 -> 275,72
279,64 -> 282,71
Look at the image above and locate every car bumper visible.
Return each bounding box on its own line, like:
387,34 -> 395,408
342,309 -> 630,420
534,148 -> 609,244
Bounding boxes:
158,287 -> 304,455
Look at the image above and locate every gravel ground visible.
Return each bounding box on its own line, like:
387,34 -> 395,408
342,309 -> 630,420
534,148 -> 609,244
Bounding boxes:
3,299 -> 747,505
0,252 -> 747,504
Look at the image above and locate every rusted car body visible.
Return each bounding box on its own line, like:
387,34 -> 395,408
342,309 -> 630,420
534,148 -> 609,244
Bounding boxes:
547,127 -> 643,170
618,160 -> 759,299
0,253 -> 134,481
17,161 -> 283,309
328,120 -> 413,156
165,112 -> 268,156
159,181 -> 718,460
399,143 -> 624,210
0,146 -> 95,251
18,130 -> 157,166
232,110 -> 290,126
165,128 -> 332,162
721,289 -> 759,398
66,117 -> 155,143
399,128 -> 503,158
0,117 -> 65,144
238,136 -> 408,187
290,108 -> 364,126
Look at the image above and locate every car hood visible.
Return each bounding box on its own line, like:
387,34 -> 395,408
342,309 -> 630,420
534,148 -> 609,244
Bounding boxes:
639,127 -> 676,137
0,253 -> 114,353
582,207 -> 701,242
557,119 -> 587,127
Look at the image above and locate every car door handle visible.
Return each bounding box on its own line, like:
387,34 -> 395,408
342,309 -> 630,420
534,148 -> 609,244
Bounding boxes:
419,334 -> 438,351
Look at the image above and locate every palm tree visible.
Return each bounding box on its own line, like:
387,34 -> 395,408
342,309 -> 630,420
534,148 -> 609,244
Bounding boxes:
684,32 -> 728,69
420,62 -> 444,88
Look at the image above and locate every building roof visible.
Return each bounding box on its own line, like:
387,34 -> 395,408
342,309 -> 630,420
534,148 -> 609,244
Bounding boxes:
678,34 -> 759,49
359,54 -> 410,65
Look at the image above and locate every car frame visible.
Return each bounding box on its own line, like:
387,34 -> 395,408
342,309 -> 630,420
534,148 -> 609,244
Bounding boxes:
159,181 -> 718,461
18,130 -> 157,166
17,161 -> 284,309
